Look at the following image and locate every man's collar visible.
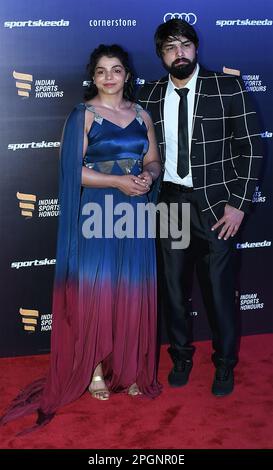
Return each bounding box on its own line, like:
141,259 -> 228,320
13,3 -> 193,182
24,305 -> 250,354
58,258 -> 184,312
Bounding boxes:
167,63 -> 200,96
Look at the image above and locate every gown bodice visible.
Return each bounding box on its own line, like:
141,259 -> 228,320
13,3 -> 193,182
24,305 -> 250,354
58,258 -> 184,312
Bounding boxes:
83,103 -> 149,176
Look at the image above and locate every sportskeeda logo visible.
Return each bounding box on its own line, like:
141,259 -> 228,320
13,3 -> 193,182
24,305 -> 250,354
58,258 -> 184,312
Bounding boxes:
236,240 -> 271,250
4,19 -> 69,29
8,141 -> 60,151
216,18 -> 272,27
11,258 -> 56,269
261,131 -> 272,138
164,13 -> 197,24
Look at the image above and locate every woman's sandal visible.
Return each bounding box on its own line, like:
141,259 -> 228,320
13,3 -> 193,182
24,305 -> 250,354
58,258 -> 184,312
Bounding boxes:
128,383 -> 142,396
88,375 -> 110,401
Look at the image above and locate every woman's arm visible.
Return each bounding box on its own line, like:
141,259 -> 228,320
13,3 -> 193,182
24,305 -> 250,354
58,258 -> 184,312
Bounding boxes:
138,110 -> 162,187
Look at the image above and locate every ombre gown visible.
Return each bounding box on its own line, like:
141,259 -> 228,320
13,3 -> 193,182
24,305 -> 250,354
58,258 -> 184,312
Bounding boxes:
78,103 -> 160,394
0,103 -> 160,433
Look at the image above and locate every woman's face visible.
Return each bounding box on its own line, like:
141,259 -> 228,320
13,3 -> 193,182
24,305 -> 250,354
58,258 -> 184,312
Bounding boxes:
93,56 -> 129,96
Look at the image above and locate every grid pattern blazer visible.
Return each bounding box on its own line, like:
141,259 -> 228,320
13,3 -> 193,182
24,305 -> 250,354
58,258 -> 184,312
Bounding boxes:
138,66 -> 263,219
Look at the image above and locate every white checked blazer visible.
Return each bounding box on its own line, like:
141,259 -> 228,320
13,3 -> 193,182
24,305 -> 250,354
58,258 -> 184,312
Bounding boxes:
138,66 -> 263,219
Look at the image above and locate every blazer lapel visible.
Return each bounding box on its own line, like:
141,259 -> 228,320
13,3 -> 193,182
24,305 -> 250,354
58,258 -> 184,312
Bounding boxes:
192,66 -> 210,144
148,77 -> 168,163
159,78 -> 168,147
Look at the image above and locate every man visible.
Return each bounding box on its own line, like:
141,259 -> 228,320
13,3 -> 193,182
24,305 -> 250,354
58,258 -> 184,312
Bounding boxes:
138,19 -> 262,396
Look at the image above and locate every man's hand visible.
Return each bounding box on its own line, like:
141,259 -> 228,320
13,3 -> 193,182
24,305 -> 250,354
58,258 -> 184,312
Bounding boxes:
211,204 -> 244,240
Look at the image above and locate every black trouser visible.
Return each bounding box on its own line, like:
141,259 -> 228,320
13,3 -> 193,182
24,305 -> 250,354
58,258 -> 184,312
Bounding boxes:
157,182 -> 238,367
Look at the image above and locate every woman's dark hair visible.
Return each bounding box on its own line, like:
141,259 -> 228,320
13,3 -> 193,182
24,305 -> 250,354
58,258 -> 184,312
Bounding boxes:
84,44 -> 135,101
154,19 -> 199,58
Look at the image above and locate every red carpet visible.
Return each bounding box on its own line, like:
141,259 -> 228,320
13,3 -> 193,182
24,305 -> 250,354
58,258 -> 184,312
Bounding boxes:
0,334 -> 272,449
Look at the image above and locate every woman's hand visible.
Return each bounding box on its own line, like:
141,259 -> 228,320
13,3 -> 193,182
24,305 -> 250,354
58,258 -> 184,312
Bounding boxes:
114,174 -> 150,196
137,170 -> 153,188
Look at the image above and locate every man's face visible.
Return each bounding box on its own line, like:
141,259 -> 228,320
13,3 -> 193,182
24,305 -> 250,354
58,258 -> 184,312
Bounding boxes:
161,35 -> 197,80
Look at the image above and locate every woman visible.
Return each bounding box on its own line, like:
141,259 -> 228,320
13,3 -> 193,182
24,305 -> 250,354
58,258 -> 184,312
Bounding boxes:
1,44 -> 161,433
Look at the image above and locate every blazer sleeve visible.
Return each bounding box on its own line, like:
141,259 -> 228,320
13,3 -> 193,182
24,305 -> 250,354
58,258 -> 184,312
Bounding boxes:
228,77 -> 263,212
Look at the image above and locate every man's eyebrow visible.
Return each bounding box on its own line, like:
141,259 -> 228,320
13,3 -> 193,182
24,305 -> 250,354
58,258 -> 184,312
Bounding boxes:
164,38 -> 191,45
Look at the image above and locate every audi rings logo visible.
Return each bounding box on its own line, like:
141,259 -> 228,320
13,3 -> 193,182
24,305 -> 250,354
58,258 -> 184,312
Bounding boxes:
163,13 -> 197,25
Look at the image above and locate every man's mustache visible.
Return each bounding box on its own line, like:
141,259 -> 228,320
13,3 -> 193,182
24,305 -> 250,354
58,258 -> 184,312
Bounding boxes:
173,58 -> 191,66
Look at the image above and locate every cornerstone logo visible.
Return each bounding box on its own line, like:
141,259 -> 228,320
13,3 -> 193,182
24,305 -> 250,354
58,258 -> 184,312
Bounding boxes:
89,18 -> 137,27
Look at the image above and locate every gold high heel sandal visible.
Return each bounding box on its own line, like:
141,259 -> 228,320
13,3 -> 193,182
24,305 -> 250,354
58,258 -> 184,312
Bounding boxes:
88,375 -> 110,401
128,383 -> 142,396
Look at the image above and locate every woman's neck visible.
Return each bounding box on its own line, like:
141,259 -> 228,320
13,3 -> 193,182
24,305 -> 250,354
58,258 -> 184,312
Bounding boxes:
95,94 -> 127,110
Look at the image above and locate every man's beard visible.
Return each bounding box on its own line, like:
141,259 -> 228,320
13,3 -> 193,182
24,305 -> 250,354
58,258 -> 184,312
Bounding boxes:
162,55 -> 197,80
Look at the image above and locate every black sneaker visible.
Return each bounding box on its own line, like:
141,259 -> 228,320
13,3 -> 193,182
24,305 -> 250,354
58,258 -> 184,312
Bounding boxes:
212,365 -> 234,397
168,359 -> 193,387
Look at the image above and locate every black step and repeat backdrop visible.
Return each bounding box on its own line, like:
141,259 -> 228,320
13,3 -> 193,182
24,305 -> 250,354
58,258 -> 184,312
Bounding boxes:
0,0 -> 272,357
